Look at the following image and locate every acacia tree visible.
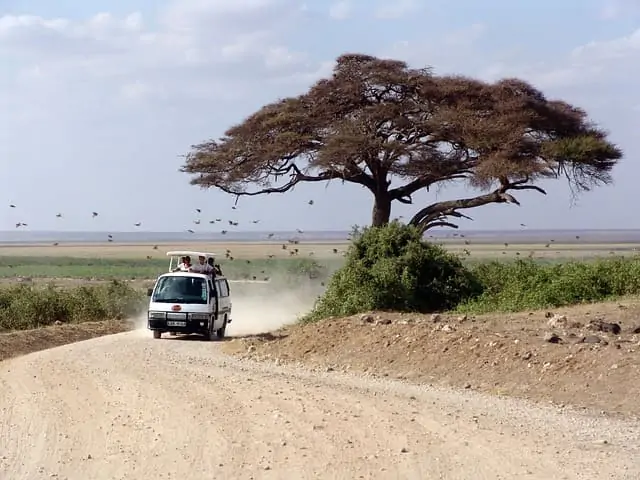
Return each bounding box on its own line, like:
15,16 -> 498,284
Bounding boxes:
181,53 -> 622,232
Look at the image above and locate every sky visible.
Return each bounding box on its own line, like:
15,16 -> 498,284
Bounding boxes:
0,0 -> 639,233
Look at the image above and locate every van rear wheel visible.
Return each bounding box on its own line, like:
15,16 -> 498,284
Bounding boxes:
216,316 -> 227,340
153,331 -> 162,339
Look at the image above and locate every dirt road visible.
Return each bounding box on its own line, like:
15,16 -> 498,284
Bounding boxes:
1,332 -> 639,479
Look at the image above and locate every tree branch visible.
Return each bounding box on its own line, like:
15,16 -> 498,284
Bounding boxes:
423,221 -> 459,229
409,178 -> 547,232
388,171 -> 472,204
214,163 -> 357,197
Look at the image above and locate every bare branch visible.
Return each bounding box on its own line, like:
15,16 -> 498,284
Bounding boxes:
215,165 -> 345,197
410,178 -> 547,232
423,221 -> 460,230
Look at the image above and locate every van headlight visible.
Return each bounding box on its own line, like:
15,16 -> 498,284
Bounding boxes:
148,311 -> 166,320
189,313 -> 209,321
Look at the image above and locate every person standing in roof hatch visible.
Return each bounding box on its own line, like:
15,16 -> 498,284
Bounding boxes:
207,257 -> 217,278
190,255 -> 213,275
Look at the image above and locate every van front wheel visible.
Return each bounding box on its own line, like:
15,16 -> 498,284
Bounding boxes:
153,331 -> 162,339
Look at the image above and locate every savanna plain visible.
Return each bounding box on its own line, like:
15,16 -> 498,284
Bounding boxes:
2,238 -> 640,479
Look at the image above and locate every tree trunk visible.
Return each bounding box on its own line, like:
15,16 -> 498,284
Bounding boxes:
371,193 -> 392,226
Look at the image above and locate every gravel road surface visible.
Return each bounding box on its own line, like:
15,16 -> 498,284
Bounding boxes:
1,331 -> 639,479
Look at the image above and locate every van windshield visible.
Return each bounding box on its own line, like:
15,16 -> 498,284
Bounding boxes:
152,276 -> 208,304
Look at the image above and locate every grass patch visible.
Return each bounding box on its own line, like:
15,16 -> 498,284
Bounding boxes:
458,255 -> 640,314
0,281 -> 146,331
0,256 -> 345,281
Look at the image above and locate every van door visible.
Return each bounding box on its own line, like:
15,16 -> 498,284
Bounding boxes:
208,278 -> 218,319
215,279 -> 231,319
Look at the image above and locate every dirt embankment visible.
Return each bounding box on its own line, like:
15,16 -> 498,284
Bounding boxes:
224,299 -> 640,417
0,320 -> 134,362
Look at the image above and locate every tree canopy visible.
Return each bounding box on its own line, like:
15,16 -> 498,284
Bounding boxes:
181,53 -> 623,231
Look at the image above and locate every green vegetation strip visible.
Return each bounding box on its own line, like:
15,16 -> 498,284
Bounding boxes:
303,223 -> 640,322
0,256 -> 345,280
3,241 -> 640,332
458,256 -> 640,314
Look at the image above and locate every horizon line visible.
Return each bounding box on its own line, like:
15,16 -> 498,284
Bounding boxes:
1,228 -> 640,234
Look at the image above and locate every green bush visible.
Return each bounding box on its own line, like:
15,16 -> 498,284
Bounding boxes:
302,222 -> 482,321
0,280 -> 146,331
459,256 -> 640,313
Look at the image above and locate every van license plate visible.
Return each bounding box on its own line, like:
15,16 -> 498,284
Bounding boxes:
167,321 -> 186,327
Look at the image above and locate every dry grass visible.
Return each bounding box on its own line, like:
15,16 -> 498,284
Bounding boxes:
0,240 -> 636,261
0,242 -> 350,259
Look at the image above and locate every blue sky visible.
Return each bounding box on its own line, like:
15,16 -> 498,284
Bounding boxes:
0,0 -> 639,232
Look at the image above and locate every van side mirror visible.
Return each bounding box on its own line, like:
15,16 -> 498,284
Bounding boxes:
147,288 -> 153,297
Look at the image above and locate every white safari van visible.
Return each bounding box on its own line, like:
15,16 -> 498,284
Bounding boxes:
146,251 -> 232,340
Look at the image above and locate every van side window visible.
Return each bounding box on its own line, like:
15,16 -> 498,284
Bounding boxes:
216,279 -> 229,297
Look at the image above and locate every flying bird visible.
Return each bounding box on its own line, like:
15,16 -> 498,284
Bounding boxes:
134,222 -> 141,227
92,212 -> 98,218
9,204 -> 15,208
196,208 -> 201,213
187,229 -> 195,233
56,213 -> 62,218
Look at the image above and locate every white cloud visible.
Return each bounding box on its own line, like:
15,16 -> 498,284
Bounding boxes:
381,23 -> 491,74
0,0 -> 326,116
329,1 -> 352,20
477,28 -> 640,94
598,0 -> 640,19
373,0 -> 420,19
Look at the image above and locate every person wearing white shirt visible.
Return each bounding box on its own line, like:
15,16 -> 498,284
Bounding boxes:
173,256 -> 192,272
190,255 -> 213,275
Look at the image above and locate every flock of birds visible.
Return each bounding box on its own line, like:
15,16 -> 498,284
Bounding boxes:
6,202 -> 600,261
5,201 -> 347,261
